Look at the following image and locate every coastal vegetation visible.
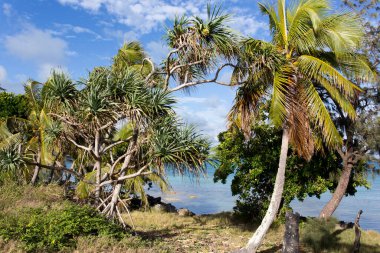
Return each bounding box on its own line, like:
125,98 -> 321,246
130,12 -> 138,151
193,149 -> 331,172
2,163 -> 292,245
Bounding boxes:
0,0 -> 379,252
1,183 -> 380,253
214,118 -> 369,220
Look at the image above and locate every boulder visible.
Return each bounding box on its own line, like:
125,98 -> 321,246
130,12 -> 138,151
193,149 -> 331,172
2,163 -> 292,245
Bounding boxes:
147,195 -> 161,206
153,204 -> 167,212
177,208 -> 195,217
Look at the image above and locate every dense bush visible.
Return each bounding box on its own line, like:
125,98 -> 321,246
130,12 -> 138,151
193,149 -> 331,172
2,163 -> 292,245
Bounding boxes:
0,92 -> 29,119
0,204 -> 126,252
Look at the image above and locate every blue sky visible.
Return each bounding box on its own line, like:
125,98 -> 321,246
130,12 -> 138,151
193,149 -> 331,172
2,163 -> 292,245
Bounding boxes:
0,0 -> 343,142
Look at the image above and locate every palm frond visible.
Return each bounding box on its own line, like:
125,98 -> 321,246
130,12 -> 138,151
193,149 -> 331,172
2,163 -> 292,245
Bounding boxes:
269,66 -> 292,127
297,55 -> 362,97
302,80 -> 342,148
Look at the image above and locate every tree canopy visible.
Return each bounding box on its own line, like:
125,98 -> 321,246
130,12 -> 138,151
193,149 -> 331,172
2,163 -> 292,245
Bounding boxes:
214,121 -> 368,220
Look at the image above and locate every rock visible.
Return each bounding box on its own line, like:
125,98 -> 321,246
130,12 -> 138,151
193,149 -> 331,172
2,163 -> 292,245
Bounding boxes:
147,195 -> 161,206
153,204 -> 167,212
152,203 -> 177,213
165,203 -> 177,213
177,208 -> 194,217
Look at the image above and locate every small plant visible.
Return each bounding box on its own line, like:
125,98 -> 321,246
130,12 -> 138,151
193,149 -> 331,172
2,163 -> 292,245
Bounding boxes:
0,204 -> 125,252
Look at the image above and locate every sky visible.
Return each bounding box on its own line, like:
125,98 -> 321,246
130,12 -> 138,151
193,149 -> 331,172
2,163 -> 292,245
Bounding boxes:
0,0 -> 342,143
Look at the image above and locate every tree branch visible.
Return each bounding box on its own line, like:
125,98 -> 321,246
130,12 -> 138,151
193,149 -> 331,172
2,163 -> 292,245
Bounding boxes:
67,137 -> 92,152
142,57 -> 155,82
49,113 -> 80,126
27,162 -> 83,179
99,164 -> 150,187
169,63 -> 236,92
99,121 -> 114,131
102,137 -> 131,153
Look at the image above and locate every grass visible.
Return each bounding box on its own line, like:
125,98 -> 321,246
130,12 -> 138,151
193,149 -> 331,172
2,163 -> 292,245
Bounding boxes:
0,183 -> 379,252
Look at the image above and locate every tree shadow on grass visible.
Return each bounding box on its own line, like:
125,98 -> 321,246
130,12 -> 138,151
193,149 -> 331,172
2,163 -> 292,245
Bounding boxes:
194,212 -> 261,232
135,228 -> 179,241
258,245 -> 282,253
301,219 -> 380,253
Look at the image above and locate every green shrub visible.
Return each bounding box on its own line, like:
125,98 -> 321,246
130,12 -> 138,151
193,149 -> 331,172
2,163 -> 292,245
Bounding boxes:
0,204 -> 126,252
300,217 -> 339,252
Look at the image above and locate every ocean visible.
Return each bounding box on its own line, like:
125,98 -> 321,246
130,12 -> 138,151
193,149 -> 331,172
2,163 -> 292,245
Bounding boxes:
148,166 -> 380,232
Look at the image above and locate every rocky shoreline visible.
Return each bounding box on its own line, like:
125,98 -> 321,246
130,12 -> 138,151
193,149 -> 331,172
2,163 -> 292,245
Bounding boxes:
130,195 -> 195,217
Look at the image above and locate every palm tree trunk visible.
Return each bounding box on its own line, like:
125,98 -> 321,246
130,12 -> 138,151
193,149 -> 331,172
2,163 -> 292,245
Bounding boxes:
319,154 -> 353,218
31,148 -> 41,185
240,129 -> 289,253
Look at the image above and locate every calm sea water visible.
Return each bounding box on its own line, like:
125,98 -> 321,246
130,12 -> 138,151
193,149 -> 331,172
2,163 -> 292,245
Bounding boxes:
148,166 -> 380,232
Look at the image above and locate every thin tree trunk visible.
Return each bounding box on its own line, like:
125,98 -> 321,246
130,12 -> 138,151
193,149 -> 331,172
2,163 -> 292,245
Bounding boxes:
94,159 -> 102,203
319,155 -> 353,218
240,129 -> 290,253
31,148 -> 41,185
353,210 -> 363,253
94,130 -> 102,203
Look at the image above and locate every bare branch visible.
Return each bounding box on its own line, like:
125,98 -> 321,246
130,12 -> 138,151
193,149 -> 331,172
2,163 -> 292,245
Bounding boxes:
169,60 -> 204,75
99,121 -> 114,131
27,162 -> 83,179
164,46 -> 184,89
169,63 -> 236,92
99,164 -> 150,187
49,113 -> 80,126
142,58 -> 155,82
102,137 -> 131,153
68,137 -> 92,152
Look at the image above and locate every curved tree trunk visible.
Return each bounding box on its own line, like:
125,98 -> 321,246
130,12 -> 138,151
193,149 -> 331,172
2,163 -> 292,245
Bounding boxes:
319,155 -> 353,218
31,148 -> 41,185
240,129 -> 290,253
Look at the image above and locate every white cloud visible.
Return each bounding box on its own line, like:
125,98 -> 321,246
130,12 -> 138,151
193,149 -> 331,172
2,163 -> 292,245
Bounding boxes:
0,65 -> 7,82
51,23 -> 103,39
5,25 -> 68,64
146,40 -> 169,64
58,0 -> 103,11
57,0 -> 267,41
4,25 -> 71,82
176,96 -> 230,143
2,3 -> 11,16
56,0 -> 201,34
103,28 -> 139,42
231,15 -> 267,37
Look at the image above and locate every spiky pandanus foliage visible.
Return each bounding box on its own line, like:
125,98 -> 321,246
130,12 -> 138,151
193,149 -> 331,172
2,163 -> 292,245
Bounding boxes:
228,0 -> 375,252
161,4 -> 240,91
41,64 -> 210,227
0,121 -> 28,184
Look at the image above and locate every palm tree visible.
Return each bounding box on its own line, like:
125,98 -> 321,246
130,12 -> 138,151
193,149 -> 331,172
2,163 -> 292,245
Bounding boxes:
23,81 -> 57,185
228,0 -> 374,251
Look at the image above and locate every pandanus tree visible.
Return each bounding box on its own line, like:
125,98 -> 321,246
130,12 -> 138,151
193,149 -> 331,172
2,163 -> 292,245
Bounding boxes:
142,5 -> 240,92
42,63 -> 210,226
226,0 -> 374,251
